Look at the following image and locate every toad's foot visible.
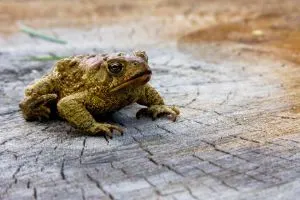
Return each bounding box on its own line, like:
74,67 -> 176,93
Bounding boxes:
136,105 -> 180,122
87,123 -> 124,138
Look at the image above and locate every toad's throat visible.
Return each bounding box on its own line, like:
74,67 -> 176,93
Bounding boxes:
110,70 -> 152,92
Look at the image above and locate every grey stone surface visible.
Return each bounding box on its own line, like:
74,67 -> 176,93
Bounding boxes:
0,20 -> 300,200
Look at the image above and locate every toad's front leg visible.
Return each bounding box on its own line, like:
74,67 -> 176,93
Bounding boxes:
57,93 -> 123,138
136,84 -> 180,121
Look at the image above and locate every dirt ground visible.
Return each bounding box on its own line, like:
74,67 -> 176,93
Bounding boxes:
1,0 -> 300,199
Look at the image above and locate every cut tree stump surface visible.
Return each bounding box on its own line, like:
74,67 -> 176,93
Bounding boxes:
1,2 -> 300,200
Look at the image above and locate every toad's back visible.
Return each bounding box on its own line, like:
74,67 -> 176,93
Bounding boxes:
53,56 -> 88,98
50,55 -> 105,99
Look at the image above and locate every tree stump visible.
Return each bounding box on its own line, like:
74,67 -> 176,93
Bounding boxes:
1,1 -> 300,199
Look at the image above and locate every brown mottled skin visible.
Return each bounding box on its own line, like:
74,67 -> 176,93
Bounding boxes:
19,51 -> 180,138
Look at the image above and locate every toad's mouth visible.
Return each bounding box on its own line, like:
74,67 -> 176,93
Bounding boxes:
110,70 -> 152,92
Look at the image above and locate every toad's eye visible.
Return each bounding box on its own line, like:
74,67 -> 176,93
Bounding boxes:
133,61 -> 139,66
108,62 -> 123,74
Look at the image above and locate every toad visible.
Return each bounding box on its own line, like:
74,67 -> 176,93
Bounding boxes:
19,51 -> 180,138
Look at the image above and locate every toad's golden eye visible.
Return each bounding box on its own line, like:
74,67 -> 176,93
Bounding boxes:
108,62 -> 123,74
133,61 -> 139,66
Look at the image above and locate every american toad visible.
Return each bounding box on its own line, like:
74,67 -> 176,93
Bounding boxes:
19,51 -> 180,138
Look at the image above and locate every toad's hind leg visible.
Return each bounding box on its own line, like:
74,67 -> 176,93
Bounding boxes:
19,94 -> 58,121
20,75 -> 58,121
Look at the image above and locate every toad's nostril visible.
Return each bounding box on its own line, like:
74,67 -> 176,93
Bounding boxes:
143,69 -> 152,75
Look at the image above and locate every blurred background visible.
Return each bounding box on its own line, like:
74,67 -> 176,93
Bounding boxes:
1,0 -> 300,64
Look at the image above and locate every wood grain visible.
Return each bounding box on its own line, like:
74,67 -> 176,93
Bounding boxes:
0,1 -> 300,199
